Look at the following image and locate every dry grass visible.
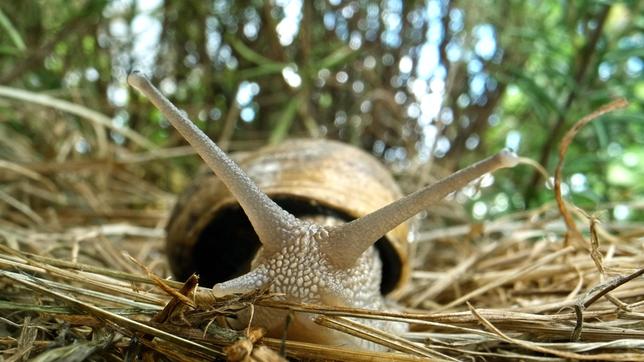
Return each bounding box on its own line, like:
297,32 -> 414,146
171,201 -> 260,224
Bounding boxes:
1,90 -> 643,361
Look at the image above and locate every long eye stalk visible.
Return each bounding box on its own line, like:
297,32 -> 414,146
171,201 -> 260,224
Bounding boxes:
128,72 -> 297,252
323,150 -> 518,268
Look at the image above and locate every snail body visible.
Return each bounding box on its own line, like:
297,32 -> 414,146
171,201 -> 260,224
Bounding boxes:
166,139 -> 409,348
166,139 -> 409,295
127,72 -> 519,349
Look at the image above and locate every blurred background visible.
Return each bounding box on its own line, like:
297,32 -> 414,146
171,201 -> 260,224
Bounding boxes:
0,0 -> 642,222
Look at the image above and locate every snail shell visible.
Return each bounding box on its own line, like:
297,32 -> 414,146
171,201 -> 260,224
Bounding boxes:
166,139 -> 410,296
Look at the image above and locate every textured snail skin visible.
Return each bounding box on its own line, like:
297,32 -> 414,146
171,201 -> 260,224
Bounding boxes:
128,72 -> 518,349
223,216 -> 406,349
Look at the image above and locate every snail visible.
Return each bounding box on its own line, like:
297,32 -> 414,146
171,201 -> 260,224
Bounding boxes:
127,72 -> 518,349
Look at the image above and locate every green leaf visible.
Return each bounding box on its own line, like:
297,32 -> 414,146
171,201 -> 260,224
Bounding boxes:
603,46 -> 644,63
500,67 -> 562,121
0,9 -> 26,52
269,96 -> 300,144
0,45 -> 23,56
238,63 -> 286,79
317,46 -> 358,70
227,36 -> 284,67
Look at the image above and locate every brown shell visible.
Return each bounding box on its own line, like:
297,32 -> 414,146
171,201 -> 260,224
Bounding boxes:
165,139 -> 410,295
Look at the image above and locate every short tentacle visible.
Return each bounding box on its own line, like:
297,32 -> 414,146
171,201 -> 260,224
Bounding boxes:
211,266 -> 272,297
128,72 -> 298,251
322,150 -> 519,268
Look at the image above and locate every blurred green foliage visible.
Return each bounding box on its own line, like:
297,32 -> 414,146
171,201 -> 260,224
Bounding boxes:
0,0 -> 642,221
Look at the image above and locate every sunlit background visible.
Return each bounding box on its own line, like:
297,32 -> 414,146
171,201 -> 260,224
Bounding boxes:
0,0 -> 642,222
